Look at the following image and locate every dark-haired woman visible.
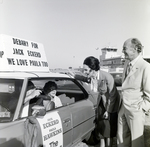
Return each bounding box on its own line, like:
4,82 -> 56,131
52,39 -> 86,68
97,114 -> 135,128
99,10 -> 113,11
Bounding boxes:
43,81 -> 62,110
75,56 -> 120,147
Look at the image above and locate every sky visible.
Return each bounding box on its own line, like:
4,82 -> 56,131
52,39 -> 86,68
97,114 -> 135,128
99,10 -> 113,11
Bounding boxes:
0,0 -> 150,69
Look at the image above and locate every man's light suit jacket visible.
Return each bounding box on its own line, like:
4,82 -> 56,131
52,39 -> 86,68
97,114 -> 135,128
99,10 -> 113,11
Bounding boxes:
122,56 -> 150,113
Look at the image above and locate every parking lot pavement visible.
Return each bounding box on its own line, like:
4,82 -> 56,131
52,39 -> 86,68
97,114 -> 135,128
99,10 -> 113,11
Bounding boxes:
144,114 -> 150,147
88,138 -> 117,147
74,142 -> 88,147
86,113 -> 150,147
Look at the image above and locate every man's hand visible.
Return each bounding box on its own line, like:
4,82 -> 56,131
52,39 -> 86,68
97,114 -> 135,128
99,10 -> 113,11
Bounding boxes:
32,89 -> 41,97
24,89 -> 42,103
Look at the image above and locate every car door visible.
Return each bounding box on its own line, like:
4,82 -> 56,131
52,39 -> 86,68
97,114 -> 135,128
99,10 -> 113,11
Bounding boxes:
0,119 -> 25,147
22,78 -> 73,147
28,78 -> 95,146
69,96 -> 95,144
57,106 -> 72,147
56,79 -> 96,145
36,106 -> 72,147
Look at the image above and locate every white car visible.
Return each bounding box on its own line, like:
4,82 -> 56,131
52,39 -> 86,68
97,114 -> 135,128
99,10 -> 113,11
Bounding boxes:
0,71 -> 98,147
0,34 -> 98,147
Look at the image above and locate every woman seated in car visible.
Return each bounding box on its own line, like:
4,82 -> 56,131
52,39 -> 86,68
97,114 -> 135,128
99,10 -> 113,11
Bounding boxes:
43,81 -> 62,110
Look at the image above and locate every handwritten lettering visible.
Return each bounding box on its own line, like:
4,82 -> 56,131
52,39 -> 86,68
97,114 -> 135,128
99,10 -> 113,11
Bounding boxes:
16,59 -> 28,66
41,61 -> 48,67
31,42 -> 38,49
13,48 -> 24,55
43,119 -> 59,129
43,129 -> 62,141
29,60 -> 41,66
12,38 -> 28,46
47,118 -> 53,121
49,127 -> 56,132
49,141 -> 58,147
7,58 -> 15,65
27,50 -> 41,58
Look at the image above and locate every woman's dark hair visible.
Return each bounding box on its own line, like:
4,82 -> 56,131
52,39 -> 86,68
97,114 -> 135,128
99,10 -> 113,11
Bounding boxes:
83,56 -> 100,71
27,81 -> 35,91
43,81 -> 57,94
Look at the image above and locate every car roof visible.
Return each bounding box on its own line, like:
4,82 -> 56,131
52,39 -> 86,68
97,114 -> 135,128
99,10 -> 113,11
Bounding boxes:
0,71 -> 71,79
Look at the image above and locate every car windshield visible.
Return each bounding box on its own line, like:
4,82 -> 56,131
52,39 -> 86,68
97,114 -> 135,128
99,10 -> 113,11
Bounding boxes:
0,79 -> 23,122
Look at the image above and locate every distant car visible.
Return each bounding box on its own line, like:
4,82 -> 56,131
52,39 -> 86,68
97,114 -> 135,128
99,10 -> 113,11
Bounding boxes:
144,57 -> 150,63
0,71 -> 97,147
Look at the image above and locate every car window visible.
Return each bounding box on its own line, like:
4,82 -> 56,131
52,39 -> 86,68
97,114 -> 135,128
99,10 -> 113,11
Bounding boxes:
33,78 -> 87,104
56,79 -> 86,104
0,79 -> 23,122
21,78 -> 88,117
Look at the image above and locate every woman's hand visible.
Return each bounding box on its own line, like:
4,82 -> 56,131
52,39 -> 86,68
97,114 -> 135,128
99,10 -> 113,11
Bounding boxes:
103,111 -> 109,119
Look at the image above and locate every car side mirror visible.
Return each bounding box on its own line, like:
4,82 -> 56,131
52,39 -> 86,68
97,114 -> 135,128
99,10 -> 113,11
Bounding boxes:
32,105 -> 46,117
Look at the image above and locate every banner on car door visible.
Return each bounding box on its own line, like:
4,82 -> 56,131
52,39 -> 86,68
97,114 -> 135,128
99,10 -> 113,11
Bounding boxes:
37,111 -> 63,147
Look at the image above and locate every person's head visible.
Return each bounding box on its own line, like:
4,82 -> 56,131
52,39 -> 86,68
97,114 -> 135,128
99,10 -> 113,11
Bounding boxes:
83,56 -> 100,77
122,38 -> 143,61
43,81 -> 57,98
26,81 -> 36,96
